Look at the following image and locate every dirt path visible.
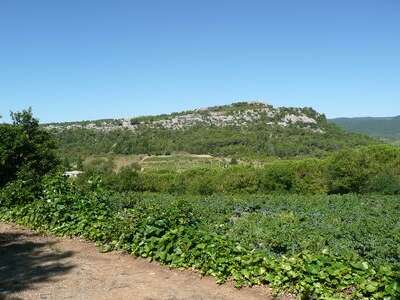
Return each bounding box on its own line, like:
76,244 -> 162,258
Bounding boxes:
0,223 -> 279,300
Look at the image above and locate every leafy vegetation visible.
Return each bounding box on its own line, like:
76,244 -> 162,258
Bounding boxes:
1,108 -> 399,299
75,144 -> 400,196
0,109 -> 59,204
0,177 -> 399,299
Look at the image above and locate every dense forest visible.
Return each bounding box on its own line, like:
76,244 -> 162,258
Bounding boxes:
55,124 -> 376,159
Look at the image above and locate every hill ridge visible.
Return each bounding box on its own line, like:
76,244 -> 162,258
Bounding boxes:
330,115 -> 400,139
50,101 -> 375,158
46,101 -> 326,133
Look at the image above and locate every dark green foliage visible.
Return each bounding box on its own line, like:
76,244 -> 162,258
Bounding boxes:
0,109 -> 58,202
367,174 -> 400,195
0,179 -> 38,206
1,177 -> 399,299
54,121 -> 375,160
220,166 -> 260,193
107,167 -> 142,192
258,162 -> 296,193
290,159 -> 328,194
220,194 -> 400,269
326,145 -> 400,194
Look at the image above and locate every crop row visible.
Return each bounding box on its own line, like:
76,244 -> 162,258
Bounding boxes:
1,176 -> 399,299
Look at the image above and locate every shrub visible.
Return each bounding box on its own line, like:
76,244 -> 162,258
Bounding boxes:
258,162 -> 295,193
0,109 -> 59,203
326,145 -> 400,194
291,159 -> 328,194
83,157 -> 115,176
181,168 -> 217,195
140,170 -> 178,193
220,166 -> 260,194
108,167 -> 143,192
0,179 -> 38,207
366,173 -> 400,195
75,144 -> 400,196
0,109 -> 58,186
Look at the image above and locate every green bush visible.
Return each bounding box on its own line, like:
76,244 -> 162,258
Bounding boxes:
220,166 -> 259,194
74,144 -> 400,196
366,173 -> 400,195
187,177 -> 217,196
0,179 -> 38,207
258,162 -> 295,193
291,159 -> 328,194
327,145 -> 400,194
0,109 -> 58,187
139,170 -> 178,193
0,109 -> 59,203
107,167 -> 143,192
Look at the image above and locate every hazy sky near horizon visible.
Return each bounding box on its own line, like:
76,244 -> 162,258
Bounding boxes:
1,0 -> 399,123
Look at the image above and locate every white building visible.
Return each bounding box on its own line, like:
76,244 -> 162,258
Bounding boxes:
64,170 -> 83,178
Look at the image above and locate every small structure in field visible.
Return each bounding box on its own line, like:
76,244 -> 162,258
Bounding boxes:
64,170 -> 83,178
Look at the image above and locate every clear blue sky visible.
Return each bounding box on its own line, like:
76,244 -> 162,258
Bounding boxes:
1,0 -> 399,123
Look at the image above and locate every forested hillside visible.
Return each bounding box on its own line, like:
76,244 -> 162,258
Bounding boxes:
330,116 -> 400,139
46,102 -> 376,159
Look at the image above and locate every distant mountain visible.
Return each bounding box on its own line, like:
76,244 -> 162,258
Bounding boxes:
47,102 -> 376,158
330,116 -> 400,139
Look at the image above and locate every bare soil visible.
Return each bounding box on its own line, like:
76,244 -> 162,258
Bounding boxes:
0,223 -> 285,300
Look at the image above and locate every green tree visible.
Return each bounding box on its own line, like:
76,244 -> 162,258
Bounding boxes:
0,108 -> 59,188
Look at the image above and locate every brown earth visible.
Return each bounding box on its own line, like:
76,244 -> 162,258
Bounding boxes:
0,223 -> 289,300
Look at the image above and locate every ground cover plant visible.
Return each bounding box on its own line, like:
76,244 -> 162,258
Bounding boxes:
0,178 -> 399,299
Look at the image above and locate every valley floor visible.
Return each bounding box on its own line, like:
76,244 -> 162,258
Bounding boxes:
0,223 -> 284,300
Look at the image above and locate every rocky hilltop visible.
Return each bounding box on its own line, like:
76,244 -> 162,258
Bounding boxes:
50,101 -> 375,158
46,102 -> 327,133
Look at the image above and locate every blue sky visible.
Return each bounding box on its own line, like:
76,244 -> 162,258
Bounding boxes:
0,0 -> 399,123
